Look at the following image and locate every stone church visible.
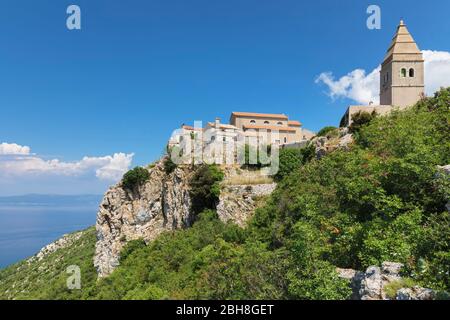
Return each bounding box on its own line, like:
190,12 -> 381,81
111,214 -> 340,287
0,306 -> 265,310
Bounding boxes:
341,20 -> 425,126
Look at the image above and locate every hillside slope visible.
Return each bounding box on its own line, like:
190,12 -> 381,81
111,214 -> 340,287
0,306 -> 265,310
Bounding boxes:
1,88 -> 449,300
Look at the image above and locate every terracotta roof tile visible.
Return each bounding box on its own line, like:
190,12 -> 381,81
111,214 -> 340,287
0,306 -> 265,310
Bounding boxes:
231,112 -> 288,120
288,120 -> 302,127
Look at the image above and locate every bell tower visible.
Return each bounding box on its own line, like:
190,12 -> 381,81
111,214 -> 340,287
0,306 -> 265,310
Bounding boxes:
380,20 -> 424,107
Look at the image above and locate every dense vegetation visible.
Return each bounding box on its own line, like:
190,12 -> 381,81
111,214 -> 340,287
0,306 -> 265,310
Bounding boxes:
349,110 -> 377,134
189,164 -> 224,216
122,167 -> 150,190
1,89 -> 449,300
275,144 -> 315,181
317,126 -> 338,137
0,228 -> 97,300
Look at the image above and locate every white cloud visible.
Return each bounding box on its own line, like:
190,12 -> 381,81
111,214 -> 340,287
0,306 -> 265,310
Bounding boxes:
422,50 -> 450,95
0,142 -> 31,155
316,50 -> 450,105
0,142 -> 134,182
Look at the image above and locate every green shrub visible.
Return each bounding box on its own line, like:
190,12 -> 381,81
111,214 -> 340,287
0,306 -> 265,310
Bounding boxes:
189,165 -> 224,215
317,126 -> 338,137
384,278 -> 416,299
349,111 -> 377,133
119,239 -> 147,262
122,167 -> 150,190
163,157 -> 177,174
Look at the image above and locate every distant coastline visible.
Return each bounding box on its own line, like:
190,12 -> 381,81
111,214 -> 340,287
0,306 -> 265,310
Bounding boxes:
0,194 -> 101,268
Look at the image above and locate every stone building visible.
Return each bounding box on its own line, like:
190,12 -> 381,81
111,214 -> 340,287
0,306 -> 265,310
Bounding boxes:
341,20 -> 425,126
229,112 -> 303,145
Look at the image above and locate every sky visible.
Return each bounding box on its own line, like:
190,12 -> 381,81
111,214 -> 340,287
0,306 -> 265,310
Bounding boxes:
0,0 -> 449,195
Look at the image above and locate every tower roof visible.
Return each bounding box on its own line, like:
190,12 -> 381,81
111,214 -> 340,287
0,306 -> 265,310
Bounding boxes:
383,20 -> 423,64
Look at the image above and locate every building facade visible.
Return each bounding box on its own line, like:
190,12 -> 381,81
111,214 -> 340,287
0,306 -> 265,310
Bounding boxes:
229,112 -> 303,145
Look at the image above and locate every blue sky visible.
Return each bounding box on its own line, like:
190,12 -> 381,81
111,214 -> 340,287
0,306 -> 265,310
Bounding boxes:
1,0 -> 449,195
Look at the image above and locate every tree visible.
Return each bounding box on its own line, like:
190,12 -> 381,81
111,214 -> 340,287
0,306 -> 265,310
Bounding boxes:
122,167 -> 150,190
189,165 -> 224,216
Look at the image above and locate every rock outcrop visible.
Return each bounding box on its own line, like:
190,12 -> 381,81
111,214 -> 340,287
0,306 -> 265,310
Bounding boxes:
311,127 -> 353,159
27,230 -> 86,264
337,262 -> 436,300
217,183 -> 276,227
94,161 -> 277,277
94,160 -> 193,277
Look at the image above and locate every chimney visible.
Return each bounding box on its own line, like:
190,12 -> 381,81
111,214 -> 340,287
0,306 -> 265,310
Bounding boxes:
215,117 -> 220,128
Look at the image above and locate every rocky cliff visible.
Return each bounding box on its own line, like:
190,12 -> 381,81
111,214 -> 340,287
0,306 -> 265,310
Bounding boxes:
337,262 -> 437,300
94,160 -> 276,277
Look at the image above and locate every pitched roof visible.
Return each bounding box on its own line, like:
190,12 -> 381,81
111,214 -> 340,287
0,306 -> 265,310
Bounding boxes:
288,120 -> 302,127
242,124 -> 297,132
182,125 -> 203,131
231,112 -> 288,120
383,20 -> 423,64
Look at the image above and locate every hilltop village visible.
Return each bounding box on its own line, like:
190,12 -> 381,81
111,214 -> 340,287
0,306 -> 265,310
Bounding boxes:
169,20 -> 426,153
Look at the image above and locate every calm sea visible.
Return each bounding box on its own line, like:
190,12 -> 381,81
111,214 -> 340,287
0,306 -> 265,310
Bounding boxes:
0,196 -> 100,269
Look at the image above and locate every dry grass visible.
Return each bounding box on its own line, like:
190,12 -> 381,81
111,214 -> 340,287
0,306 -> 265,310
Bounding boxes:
223,175 -> 274,186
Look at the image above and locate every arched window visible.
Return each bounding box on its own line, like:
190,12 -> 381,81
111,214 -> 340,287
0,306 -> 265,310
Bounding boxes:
264,121 -> 270,124
401,68 -> 407,77
409,68 -> 415,77
250,120 -> 256,124
277,122 -> 283,125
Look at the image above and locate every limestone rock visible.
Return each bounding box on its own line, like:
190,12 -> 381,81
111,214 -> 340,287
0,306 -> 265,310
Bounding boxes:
396,286 -> 435,300
311,128 -> 354,159
360,266 -> 383,300
217,183 -> 276,227
94,159 -> 193,277
94,162 -> 278,277
337,261 -> 439,300
27,230 -> 86,263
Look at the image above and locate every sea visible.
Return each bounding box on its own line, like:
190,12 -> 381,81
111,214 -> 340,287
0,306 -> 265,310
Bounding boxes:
0,195 -> 101,269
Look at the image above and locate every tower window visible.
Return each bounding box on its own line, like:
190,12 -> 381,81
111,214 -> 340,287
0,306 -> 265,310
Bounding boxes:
409,68 -> 415,77
250,120 -> 256,124
401,68 -> 407,77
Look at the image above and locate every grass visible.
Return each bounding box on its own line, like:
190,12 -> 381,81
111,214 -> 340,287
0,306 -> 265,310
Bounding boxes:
384,278 -> 416,299
223,175 -> 274,186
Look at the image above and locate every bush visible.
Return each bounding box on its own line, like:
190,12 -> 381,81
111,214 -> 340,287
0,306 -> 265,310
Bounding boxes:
349,111 -> 376,133
241,144 -> 272,168
122,167 -> 150,190
163,157 -> 177,174
317,126 -> 338,137
275,148 -> 303,181
189,165 -> 224,215
275,144 -> 316,181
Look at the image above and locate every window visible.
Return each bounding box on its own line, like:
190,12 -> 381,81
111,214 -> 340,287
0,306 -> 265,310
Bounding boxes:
386,72 -> 389,82
401,68 -> 407,77
409,68 -> 415,77
284,137 -> 287,143
277,122 -> 283,125
223,137 -> 226,142
264,121 -> 270,124
250,120 -> 256,124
